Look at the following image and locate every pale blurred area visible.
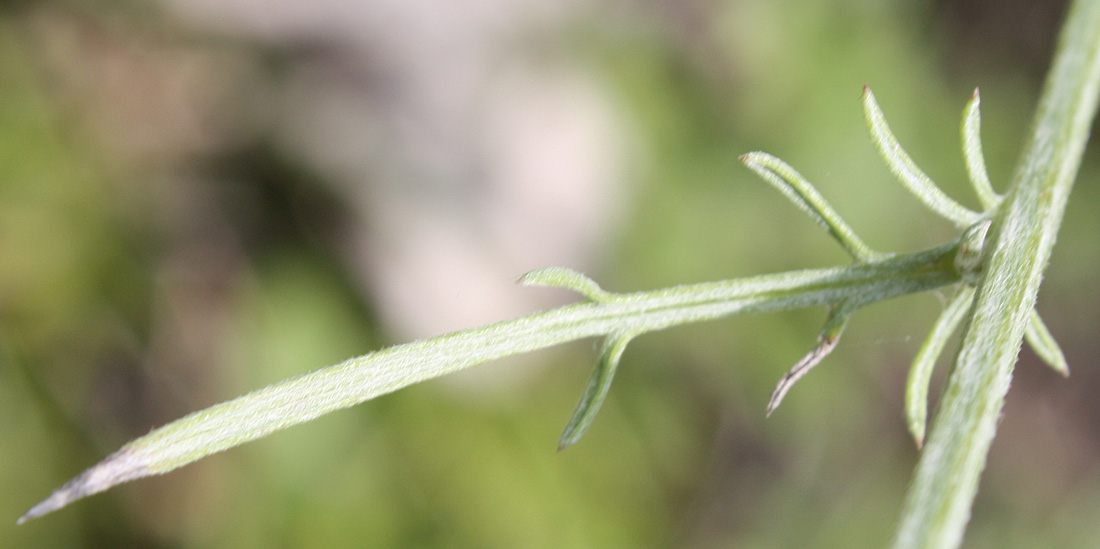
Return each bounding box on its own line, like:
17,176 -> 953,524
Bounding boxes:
25,0 -> 631,338
5,1 -> 1100,547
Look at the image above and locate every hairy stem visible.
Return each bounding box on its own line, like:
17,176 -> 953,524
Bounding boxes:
893,1 -> 1100,546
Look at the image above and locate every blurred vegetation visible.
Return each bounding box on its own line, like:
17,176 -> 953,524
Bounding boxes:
3,0 -> 1098,547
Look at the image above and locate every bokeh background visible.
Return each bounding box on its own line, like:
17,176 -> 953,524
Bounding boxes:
3,0 -> 1099,547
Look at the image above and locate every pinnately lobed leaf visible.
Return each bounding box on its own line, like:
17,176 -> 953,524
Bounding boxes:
22,58 -> 1084,539
21,242 -> 964,523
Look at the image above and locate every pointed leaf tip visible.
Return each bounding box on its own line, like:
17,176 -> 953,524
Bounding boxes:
766,300 -> 859,417
766,338 -> 838,417
19,448 -> 150,524
519,267 -> 615,303
1025,311 -> 1070,376
961,90 -> 999,209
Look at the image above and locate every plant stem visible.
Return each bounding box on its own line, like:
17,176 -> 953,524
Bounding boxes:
892,1 -> 1100,547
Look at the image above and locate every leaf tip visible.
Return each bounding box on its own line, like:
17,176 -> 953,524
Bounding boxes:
518,267 -> 614,303
738,151 -> 761,165
765,372 -> 796,418
557,417 -> 587,451
18,448 -> 149,524
558,418 -> 591,451
764,310 -> 850,419
556,333 -> 634,451
907,417 -> 927,450
1025,313 -> 1071,377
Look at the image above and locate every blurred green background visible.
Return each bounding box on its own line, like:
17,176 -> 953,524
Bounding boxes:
3,0 -> 1099,547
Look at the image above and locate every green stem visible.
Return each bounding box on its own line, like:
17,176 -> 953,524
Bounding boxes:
892,1 -> 1100,547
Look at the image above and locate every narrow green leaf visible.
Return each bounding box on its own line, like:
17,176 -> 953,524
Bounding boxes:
741,151 -> 885,263
863,86 -> 981,228
961,89 -> 1001,209
905,287 -> 974,448
765,298 -> 860,417
558,331 -> 637,450
1024,311 -> 1070,376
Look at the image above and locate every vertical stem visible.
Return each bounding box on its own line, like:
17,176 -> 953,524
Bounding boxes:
893,1 -> 1100,548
